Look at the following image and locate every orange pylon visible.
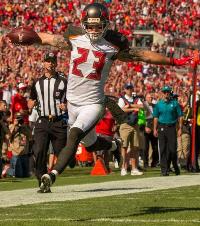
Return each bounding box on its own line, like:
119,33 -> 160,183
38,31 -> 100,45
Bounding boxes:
90,158 -> 109,176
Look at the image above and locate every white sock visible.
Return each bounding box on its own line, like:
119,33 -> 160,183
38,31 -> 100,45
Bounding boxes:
108,141 -> 117,152
51,170 -> 58,176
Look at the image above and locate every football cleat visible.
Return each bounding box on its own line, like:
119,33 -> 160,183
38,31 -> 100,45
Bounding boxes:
37,188 -> 51,193
40,172 -> 56,193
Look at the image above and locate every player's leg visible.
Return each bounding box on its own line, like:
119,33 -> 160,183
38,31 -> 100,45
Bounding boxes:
105,96 -> 127,124
41,103 -> 121,191
49,119 -> 68,170
40,103 -> 104,190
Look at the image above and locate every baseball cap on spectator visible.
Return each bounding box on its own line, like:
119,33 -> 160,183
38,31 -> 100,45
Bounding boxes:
124,83 -> 134,89
161,86 -> 172,93
18,83 -> 27,90
44,52 -> 57,62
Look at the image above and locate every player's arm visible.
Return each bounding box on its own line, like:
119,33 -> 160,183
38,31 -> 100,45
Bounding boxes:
4,27 -> 71,50
117,48 -> 191,66
37,33 -> 70,50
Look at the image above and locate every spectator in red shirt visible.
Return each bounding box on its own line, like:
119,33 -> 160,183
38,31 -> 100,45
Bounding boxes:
95,108 -> 117,171
11,83 -> 29,124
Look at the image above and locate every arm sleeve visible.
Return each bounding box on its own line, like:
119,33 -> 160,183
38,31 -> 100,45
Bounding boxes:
104,30 -> 130,61
61,79 -> 67,103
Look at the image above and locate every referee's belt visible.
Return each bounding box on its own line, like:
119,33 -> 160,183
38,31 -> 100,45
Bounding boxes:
158,123 -> 176,127
40,115 -> 63,122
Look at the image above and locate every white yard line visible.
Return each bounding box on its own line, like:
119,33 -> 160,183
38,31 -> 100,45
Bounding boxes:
0,218 -> 200,223
0,174 -> 200,208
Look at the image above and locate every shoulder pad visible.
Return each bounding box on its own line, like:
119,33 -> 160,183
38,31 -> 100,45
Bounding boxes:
63,24 -> 85,41
104,30 -> 129,51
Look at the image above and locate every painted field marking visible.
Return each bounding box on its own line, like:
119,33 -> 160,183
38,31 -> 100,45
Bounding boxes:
0,174 -> 200,208
0,218 -> 200,223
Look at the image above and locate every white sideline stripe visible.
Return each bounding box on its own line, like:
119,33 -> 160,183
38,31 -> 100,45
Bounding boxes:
0,174 -> 200,208
92,218 -> 200,223
0,174 -> 97,184
115,196 -> 200,200
0,218 -> 200,223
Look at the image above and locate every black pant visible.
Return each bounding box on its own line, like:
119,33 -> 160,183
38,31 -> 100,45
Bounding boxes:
144,131 -> 158,167
158,124 -> 179,174
0,157 -> 2,177
15,155 -> 30,178
195,125 -> 200,170
33,118 -> 67,182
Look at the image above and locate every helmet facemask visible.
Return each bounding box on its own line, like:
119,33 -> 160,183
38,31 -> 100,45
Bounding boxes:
82,18 -> 109,43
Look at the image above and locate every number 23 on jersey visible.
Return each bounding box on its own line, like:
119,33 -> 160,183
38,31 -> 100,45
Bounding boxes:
72,47 -> 106,81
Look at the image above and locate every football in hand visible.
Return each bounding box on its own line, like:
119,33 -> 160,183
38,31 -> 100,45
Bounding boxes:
6,26 -> 41,45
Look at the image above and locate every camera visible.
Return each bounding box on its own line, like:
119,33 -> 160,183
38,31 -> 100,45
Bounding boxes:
132,93 -> 145,101
16,117 -> 24,125
169,91 -> 179,101
15,113 -> 24,125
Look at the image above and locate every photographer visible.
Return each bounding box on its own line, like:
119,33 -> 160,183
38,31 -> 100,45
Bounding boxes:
0,100 -> 10,178
7,112 -> 31,178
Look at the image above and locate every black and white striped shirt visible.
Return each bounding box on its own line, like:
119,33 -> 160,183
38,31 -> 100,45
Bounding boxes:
30,72 -> 67,117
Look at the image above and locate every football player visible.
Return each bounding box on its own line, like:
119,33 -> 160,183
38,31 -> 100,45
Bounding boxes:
2,3 -> 192,192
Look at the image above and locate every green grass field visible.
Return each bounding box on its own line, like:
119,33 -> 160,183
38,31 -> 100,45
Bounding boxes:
0,167 -> 200,226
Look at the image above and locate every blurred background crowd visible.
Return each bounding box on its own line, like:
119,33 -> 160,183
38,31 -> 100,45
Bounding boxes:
0,0 -> 199,96
0,0 -> 199,178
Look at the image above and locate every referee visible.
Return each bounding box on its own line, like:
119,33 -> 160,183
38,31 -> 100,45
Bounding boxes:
28,52 -> 68,193
153,86 -> 183,176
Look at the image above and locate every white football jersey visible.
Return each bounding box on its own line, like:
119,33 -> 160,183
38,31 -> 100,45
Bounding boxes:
64,25 -> 129,105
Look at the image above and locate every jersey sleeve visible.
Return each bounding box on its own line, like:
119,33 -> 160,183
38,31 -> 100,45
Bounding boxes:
58,73 -> 67,103
63,24 -> 84,42
104,30 -> 130,60
61,78 -> 67,103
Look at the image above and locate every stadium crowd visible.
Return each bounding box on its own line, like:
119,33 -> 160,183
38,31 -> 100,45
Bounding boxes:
0,0 -> 200,178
